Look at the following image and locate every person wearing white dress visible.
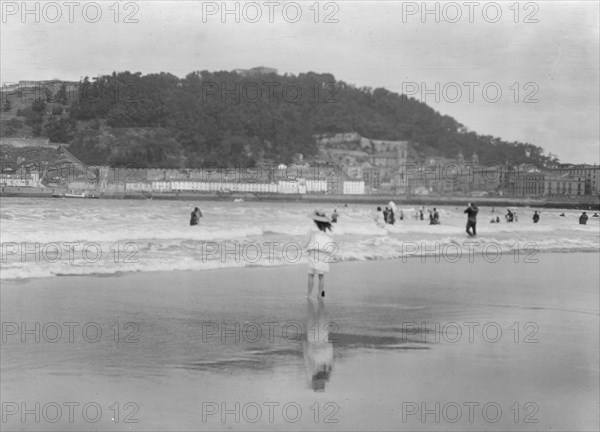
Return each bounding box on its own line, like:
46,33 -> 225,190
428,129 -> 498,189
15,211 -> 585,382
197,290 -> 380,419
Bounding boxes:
374,206 -> 386,228
305,210 -> 334,298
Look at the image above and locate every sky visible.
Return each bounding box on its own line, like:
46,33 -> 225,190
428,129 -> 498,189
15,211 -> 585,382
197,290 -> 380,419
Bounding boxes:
1,0 -> 598,164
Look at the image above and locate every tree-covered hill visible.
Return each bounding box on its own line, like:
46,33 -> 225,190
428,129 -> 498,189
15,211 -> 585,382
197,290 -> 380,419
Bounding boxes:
2,70 -> 559,168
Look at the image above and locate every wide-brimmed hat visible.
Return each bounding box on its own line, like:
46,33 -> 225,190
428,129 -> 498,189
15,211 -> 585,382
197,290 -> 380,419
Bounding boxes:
309,210 -> 331,223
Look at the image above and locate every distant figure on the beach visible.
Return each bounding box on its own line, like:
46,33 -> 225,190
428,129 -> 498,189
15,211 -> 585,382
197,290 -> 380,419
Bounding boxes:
514,211 -> 519,222
429,208 -> 440,225
593,213 -> 599,218
465,202 -> 479,236
383,207 -> 390,224
331,209 -> 339,224
506,209 -> 514,223
496,216 -> 500,223
560,213 -> 566,217
532,211 -> 540,223
579,212 -> 588,225
375,207 -> 386,228
490,218 -> 496,223
399,210 -> 404,221
492,207 -> 495,213
305,210 -> 334,298
190,207 -> 202,225
303,298 -> 334,392
419,207 -> 424,220
388,201 -> 397,225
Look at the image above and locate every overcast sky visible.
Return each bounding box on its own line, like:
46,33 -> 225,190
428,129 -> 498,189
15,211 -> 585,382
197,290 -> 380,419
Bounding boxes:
1,1 -> 598,163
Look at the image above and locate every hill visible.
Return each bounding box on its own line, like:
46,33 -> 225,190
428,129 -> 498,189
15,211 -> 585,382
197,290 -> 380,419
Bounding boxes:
0,70 -> 560,169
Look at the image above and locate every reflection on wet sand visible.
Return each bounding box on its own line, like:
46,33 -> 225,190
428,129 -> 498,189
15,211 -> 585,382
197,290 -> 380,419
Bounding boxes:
303,298 -> 334,392
177,297 -> 432,377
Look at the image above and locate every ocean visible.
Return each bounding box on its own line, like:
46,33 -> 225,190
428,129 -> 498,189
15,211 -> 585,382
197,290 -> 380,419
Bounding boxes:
1,197 -> 598,280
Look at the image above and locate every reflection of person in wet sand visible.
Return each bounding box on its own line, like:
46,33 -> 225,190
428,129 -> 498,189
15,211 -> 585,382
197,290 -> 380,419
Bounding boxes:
303,298 -> 334,392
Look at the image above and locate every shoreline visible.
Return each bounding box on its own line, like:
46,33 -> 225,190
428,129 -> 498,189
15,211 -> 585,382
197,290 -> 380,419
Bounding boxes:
2,188 -> 599,210
3,248 -> 600,283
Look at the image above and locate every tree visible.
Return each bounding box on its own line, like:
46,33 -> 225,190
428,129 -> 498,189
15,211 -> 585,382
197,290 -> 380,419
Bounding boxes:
45,117 -> 74,143
56,84 -> 68,105
59,69 -> 557,167
32,123 -> 42,137
32,97 -> 46,112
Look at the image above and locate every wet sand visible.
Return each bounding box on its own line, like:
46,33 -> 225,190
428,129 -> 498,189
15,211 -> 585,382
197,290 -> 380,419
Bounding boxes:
1,253 -> 598,431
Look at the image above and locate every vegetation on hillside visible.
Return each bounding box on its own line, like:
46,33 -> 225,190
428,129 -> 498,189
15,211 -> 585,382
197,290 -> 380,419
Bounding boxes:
1,71 -> 560,168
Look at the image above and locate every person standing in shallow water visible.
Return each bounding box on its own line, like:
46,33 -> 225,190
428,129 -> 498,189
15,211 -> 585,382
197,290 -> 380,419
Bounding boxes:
579,212 -> 589,225
305,211 -> 334,298
465,202 -> 479,236
331,209 -> 339,224
533,211 -> 540,223
374,207 -> 386,228
190,207 -> 202,225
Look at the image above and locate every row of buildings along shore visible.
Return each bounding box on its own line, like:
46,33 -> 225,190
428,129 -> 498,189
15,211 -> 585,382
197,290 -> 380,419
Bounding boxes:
1,133 -> 599,197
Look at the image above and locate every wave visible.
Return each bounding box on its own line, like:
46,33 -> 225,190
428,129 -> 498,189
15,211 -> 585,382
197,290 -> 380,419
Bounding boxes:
2,199 -> 598,280
2,236 -> 598,281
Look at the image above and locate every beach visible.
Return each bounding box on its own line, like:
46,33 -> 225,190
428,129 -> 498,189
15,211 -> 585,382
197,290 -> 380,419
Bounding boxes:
2,252 -> 598,431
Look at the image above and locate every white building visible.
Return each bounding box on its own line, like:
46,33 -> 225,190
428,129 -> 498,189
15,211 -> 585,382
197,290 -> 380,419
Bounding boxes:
150,180 -> 279,194
413,186 -> 430,195
1,171 -> 40,187
125,181 -> 153,192
305,179 -> 328,193
277,180 -> 300,194
343,180 -> 365,195
152,181 -> 171,192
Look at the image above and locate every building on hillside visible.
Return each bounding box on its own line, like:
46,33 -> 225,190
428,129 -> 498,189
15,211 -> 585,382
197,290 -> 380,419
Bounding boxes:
316,133 -> 409,160
0,138 -> 58,149
401,152 -> 505,196
0,171 -> 40,187
315,132 -> 409,194
315,132 -> 362,148
362,164 -> 381,191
